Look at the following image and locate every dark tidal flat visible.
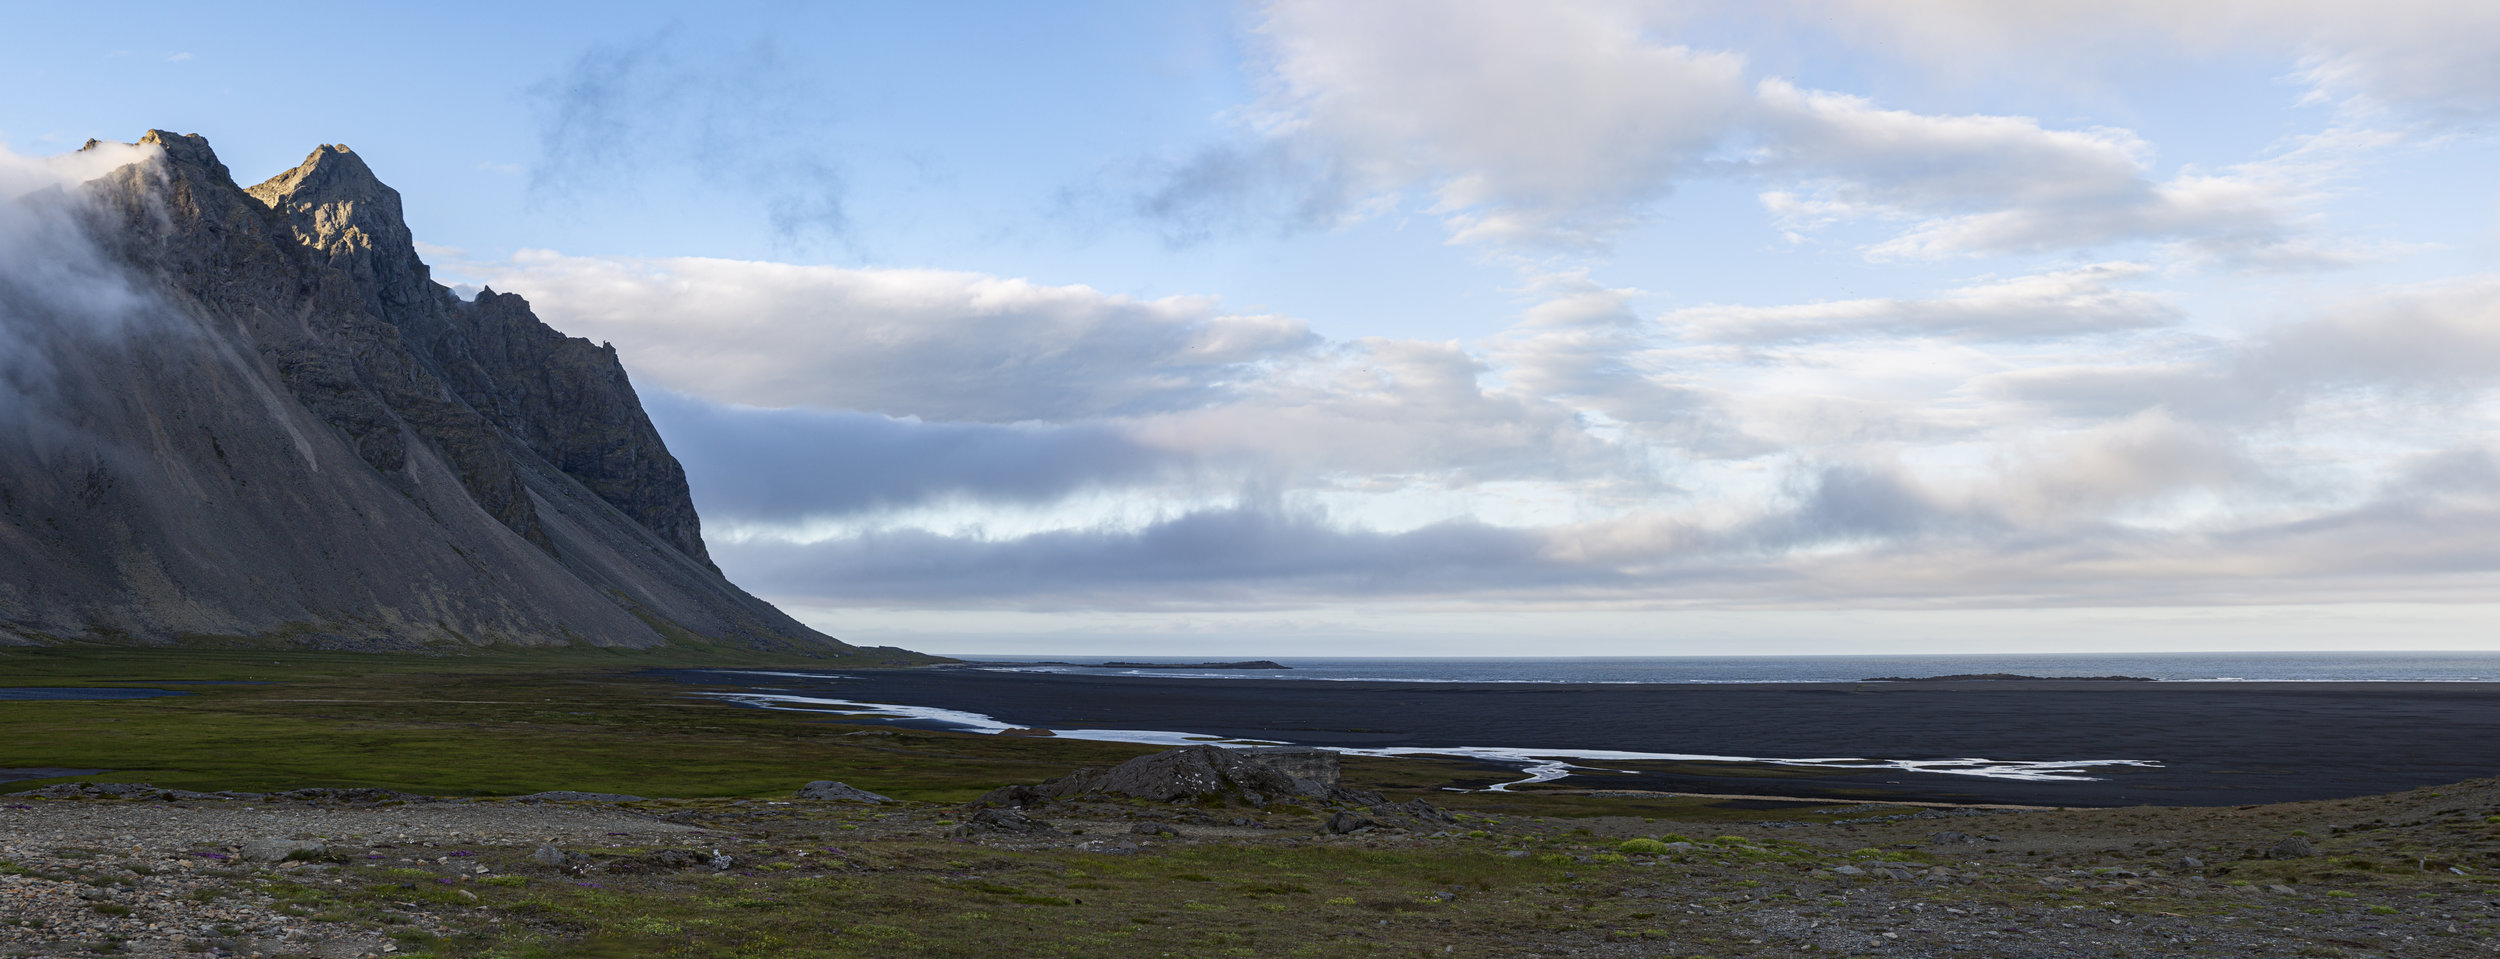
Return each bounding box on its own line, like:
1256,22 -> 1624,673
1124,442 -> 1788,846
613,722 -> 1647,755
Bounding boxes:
692,668 -> 2500,808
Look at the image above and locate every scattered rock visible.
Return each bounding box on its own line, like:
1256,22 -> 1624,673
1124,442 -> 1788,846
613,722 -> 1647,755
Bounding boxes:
1378,798 -> 1456,826
239,838 -> 327,862
795,781 -> 892,803
513,790 -> 646,803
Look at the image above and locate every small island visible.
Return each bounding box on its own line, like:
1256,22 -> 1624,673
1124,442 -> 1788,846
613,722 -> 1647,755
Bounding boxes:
965,660 -> 1293,671
1858,673 -> 2155,682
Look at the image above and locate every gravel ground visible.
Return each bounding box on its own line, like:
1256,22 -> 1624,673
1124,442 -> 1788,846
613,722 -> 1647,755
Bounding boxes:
1,793 -> 698,957
6,779 -> 2500,957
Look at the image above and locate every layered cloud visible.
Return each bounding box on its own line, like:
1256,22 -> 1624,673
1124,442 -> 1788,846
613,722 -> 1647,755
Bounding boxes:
1669,263 -> 2178,344
484,251 -> 1314,422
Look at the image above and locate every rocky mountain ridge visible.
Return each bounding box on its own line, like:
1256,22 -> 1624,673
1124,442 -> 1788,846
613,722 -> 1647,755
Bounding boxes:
0,130 -> 849,653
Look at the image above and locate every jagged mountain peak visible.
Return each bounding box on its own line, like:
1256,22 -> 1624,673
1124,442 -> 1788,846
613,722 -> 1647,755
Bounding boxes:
0,131 -> 834,653
249,144 -> 391,207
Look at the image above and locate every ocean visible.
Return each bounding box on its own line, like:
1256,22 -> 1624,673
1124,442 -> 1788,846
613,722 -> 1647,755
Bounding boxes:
942,651 -> 2500,684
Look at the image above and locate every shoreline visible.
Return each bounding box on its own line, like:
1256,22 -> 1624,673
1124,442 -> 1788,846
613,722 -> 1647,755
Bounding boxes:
675,668 -> 2500,808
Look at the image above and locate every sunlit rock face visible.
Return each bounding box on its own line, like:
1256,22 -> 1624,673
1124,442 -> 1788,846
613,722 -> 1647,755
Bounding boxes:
0,131 -> 847,653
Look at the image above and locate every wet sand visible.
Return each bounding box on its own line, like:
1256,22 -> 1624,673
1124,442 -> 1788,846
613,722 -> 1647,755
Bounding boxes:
677,668 -> 2500,807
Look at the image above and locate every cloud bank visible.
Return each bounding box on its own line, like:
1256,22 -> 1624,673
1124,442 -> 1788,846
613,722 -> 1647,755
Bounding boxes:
481,246 -> 2500,614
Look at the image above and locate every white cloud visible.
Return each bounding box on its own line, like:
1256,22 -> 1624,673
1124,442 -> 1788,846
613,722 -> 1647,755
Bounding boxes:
1669,263 -> 2177,343
1799,0 -> 2500,123
1750,81 -> 2344,264
1995,273 -> 2500,425
1254,0 -> 1753,248
1140,1 -> 2359,263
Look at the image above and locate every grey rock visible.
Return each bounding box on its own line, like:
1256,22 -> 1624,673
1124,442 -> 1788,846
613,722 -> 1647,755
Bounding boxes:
794,781 -> 891,803
1830,865 -> 1866,876
1930,831 -> 1974,845
239,838 -> 326,862
1240,747 -> 1341,789
950,807 -> 1055,837
529,845 -> 574,867
2268,837 -> 2318,859
2179,856 -> 2204,870
0,131 -> 859,654
1129,822 -> 1181,837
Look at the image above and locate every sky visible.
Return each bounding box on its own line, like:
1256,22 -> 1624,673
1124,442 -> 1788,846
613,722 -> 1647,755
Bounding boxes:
6,0 -> 2500,656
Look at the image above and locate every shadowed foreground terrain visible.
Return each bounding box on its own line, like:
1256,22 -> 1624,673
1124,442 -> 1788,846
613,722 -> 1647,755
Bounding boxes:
4,650 -> 2499,957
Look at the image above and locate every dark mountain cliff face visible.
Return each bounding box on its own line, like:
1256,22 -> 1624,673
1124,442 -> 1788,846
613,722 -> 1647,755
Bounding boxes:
0,130 -> 847,653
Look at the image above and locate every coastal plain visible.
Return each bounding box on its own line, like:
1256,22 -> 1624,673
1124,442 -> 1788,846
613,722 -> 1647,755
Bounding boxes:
6,649 -> 2500,957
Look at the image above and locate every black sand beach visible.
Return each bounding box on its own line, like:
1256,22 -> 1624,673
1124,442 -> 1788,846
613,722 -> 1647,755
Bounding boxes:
679,667 -> 2500,807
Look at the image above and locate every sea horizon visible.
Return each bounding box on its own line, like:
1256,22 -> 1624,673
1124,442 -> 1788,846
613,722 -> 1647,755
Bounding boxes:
936,650 -> 2500,685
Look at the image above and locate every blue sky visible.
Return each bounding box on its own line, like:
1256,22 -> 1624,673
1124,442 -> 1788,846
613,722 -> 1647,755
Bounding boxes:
9,1 -> 2500,655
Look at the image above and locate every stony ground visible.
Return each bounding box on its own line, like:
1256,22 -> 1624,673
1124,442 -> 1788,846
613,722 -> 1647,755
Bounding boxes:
7,775 -> 2500,957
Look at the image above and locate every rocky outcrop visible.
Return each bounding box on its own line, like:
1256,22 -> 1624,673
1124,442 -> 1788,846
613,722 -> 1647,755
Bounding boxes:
245,145 -> 712,569
0,131 -> 854,652
978,745 -> 1383,808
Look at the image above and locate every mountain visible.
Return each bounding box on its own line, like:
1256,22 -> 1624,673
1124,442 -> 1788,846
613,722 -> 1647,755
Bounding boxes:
0,131 -> 858,654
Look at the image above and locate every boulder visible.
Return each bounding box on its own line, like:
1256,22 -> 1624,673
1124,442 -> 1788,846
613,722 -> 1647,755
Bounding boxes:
978,745 -> 1354,808
1321,812 -> 1378,835
529,845 -> 577,868
795,781 -> 892,803
2267,837 -> 2318,859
